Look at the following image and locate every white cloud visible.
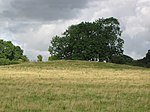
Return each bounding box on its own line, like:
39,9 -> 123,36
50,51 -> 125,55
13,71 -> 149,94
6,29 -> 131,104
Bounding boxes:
6,19 -> 81,60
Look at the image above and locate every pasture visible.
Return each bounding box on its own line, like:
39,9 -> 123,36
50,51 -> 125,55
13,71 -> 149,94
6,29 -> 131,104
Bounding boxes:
0,61 -> 150,112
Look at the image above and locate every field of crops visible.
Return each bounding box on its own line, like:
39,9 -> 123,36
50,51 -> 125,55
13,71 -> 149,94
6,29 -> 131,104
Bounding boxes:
0,61 -> 150,112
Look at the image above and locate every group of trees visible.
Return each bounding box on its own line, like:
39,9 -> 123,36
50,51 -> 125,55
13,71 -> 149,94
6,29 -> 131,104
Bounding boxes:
0,39 -> 28,65
49,17 -> 124,62
0,17 -> 149,67
48,17 -> 150,67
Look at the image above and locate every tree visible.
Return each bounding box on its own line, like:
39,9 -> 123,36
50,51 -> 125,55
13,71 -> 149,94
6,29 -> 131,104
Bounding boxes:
37,55 -> 43,62
49,17 -> 124,62
0,39 -> 28,65
145,50 -> 150,62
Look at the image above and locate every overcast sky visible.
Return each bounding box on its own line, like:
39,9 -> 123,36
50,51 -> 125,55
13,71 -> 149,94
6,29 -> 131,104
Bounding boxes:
0,0 -> 150,61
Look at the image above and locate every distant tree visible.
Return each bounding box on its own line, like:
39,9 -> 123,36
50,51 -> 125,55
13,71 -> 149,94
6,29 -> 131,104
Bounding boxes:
49,17 -> 124,62
37,55 -> 43,62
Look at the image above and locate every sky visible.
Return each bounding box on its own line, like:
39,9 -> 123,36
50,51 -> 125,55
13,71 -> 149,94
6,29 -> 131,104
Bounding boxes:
0,0 -> 150,61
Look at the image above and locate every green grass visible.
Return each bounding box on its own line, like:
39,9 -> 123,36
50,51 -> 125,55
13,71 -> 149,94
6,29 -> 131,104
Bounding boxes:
0,60 -> 150,112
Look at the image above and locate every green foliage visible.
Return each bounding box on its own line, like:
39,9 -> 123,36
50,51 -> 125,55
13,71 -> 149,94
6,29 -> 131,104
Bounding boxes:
0,39 -> 28,65
111,55 -> 125,64
0,58 -> 10,65
37,55 -> 43,62
133,49 -> 150,68
123,55 -> 134,63
111,55 -> 133,64
49,17 -> 124,62
20,55 -> 29,62
145,50 -> 150,62
0,58 -> 20,65
48,56 -> 59,61
9,60 -> 20,65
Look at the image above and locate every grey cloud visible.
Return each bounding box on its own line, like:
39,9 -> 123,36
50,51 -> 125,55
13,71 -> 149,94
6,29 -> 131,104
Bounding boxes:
5,23 -> 42,33
1,0 -> 89,21
123,34 -> 150,59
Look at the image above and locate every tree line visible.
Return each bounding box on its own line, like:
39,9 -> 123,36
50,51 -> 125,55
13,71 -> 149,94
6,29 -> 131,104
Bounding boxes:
0,17 -> 150,67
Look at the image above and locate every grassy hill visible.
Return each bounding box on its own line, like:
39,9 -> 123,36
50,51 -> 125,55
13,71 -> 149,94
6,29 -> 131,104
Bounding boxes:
0,60 -> 150,112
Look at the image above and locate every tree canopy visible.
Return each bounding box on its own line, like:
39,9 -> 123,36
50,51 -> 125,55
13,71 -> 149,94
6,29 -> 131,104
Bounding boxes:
49,17 -> 124,62
0,39 -> 28,65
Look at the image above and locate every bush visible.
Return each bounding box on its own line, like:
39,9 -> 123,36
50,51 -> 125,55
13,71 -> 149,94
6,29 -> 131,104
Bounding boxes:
111,55 -> 125,64
145,63 -> 150,68
10,60 -> 20,65
111,55 -> 133,64
0,58 -> 10,65
20,56 -> 29,62
48,56 -> 59,61
37,55 -> 43,62
132,59 -> 150,68
0,58 -> 21,66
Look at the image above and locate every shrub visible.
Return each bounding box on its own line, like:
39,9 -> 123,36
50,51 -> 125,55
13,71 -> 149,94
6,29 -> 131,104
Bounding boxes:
37,55 -> 43,62
20,56 -> 29,62
48,56 -> 59,61
111,55 -> 125,64
10,60 -> 20,65
0,58 -> 10,65
111,55 -> 133,64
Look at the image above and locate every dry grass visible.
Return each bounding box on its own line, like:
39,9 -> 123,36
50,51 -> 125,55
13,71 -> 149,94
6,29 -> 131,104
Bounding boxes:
0,61 -> 150,112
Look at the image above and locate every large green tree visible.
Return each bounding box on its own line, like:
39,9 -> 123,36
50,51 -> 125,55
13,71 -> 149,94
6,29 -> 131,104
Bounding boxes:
49,17 -> 124,62
0,39 -> 28,63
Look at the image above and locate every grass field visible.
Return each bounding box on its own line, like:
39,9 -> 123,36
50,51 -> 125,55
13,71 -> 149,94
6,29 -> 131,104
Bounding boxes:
0,60 -> 150,112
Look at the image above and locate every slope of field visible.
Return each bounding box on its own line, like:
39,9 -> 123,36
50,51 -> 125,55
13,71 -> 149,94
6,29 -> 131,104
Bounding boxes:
0,60 -> 150,112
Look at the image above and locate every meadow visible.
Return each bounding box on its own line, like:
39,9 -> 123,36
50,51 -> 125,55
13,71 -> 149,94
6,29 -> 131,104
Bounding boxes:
0,60 -> 150,112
